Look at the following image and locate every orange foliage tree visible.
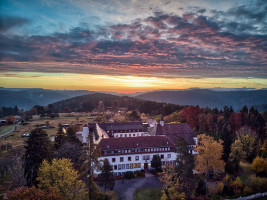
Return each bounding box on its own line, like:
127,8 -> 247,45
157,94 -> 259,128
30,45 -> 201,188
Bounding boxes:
6,186 -> 64,200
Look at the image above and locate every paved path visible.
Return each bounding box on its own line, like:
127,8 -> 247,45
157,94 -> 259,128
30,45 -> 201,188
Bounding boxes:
114,176 -> 163,200
0,123 -> 19,138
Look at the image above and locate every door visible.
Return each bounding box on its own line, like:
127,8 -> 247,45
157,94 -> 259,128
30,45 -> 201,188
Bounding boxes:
144,163 -> 148,170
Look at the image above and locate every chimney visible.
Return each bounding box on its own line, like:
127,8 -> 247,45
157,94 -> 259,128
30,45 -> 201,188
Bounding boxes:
160,115 -> 164,126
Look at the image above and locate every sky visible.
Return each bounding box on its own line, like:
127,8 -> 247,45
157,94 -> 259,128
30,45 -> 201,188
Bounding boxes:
0,0 -> 266,93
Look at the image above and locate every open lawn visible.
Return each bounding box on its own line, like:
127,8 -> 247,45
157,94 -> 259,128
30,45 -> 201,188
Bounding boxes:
0,113 -> 92,154
134,187 -> 162,200
0,124 -> 16,136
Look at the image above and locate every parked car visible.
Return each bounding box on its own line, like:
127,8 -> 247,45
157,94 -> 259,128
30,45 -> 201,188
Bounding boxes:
21,133 -> 30,137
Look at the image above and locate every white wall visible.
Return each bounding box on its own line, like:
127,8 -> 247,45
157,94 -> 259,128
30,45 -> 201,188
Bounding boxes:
95,152 -> 176,174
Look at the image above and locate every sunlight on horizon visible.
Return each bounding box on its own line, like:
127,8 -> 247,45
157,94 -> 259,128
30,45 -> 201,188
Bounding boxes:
0,72 -> 266,93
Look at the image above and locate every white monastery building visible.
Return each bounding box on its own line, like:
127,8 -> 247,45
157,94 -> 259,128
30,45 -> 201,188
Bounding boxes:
76,118 -> 197,175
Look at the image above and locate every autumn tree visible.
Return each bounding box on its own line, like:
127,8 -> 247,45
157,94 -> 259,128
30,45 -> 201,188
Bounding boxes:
236,127 -> 258,162
160,165 -> 185,200
97,159 -> 115,193
24,128 -> 52,187
7,186 -> 64,200
128,110 -> 140,121
195,134 -> 225,175
251,156 -> 267,177
175,137 -> 195,199
195,134 -> 225,198
179,106 -> 203,131
151,154 -> 162,171
227,140 -> 246,174
98,101 -> 105,112
37,158 -> 88,200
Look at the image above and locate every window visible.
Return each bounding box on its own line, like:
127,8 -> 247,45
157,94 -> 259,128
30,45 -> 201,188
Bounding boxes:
118,164 -> 121,170
130,164 -> 133,169
124,134 -> 127,137
120,157 -> 124,162
128,156 -> 131,161
135,156 -> 139,161
129,134 -> 131,137
161,154 -> 164,159
112,158 -> 116,163
138,163 -> 141,168
167,154 -> 171,159
126,164 -> 129,169
120,134 -> 122,137
143,155 -> 150,160
128,149 -> 131,153
134,163 -> 137,168
114,165 -> 117,170
133,134 -> 135,136
111,150 -> 114,154
122,164 -> 125,169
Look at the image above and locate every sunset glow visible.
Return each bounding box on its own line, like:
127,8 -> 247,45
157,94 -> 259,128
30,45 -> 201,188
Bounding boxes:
0,0 -> 266,91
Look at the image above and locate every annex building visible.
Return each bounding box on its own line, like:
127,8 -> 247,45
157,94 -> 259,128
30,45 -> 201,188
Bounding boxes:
76,119 -> 197,175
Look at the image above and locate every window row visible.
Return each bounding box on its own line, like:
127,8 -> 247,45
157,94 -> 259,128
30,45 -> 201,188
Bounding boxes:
107,129 -> 145,133
103,147 -> 171,155
115,133 -> 144,138
111,154 -> 172,163
113,163 -> 141,170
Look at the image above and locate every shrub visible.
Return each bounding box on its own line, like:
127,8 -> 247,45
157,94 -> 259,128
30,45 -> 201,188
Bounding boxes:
124,171 -> 134,179
134,170 -> 145,178
251,156 -> 267,177
243,186 -> 253,196
247,175 -> 267,193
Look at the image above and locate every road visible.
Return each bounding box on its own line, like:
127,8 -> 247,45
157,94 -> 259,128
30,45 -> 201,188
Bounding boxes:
114,174 -> 163,200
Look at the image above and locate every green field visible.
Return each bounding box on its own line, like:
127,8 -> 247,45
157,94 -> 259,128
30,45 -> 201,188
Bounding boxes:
0,124 -> 16,136
134,187 -> 162,200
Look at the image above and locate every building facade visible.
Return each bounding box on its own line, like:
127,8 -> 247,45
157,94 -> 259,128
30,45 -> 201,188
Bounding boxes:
76,120 -> 197,175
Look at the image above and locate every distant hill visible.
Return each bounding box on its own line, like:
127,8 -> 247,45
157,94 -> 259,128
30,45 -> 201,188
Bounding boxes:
136,89 -> 267,111
0,88 -> 94,110
51,93 -> 184,115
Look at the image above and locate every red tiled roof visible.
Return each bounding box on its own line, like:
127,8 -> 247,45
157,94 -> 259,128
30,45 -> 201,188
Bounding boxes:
155,123 -> 196,145
98,135 -> 175,150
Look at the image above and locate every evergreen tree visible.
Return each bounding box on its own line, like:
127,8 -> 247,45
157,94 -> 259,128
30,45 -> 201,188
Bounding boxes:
80,128 -> 102,200
151,154 -> 162,171
97,159 -> 115,193
175,136 -> 195,199
54,124 -> 65,150
195,179 -> 206,197
24,128 -> 52,186
66,126 -> 82,144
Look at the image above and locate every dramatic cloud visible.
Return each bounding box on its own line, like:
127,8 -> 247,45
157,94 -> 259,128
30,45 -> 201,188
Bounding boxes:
0,16 -> 30,33
0,0 -> 266,90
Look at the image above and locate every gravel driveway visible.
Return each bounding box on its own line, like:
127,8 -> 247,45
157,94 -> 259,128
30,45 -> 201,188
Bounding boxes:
114,176 -> 163,200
